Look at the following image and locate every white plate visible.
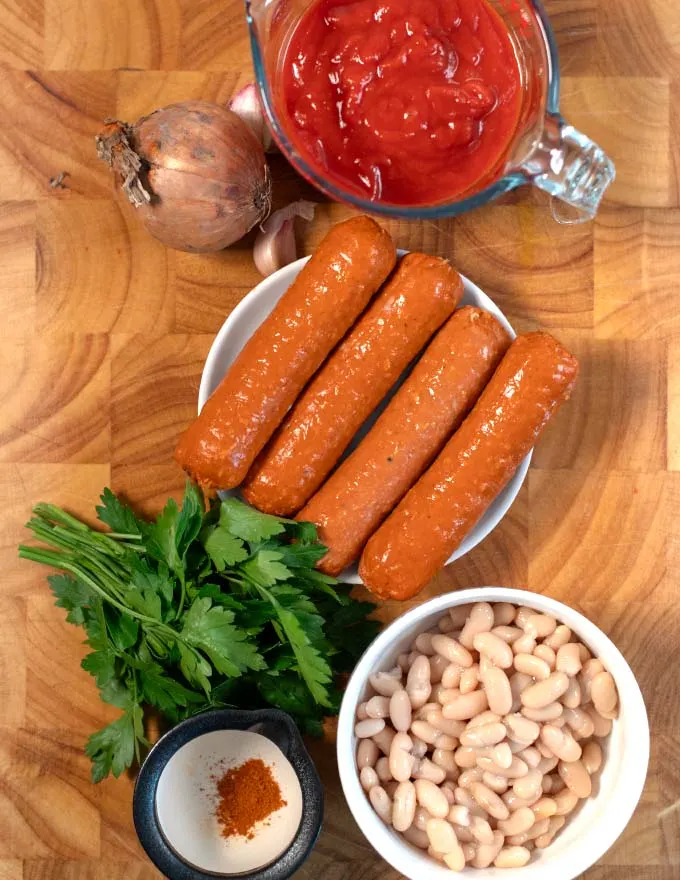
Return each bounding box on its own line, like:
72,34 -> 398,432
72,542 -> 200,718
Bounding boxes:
199,254 -> 531,584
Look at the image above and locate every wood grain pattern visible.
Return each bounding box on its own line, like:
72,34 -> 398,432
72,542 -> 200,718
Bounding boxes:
0,0 -> 679,877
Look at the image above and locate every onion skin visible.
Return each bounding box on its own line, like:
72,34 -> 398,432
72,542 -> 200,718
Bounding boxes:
97,102 -> 272,253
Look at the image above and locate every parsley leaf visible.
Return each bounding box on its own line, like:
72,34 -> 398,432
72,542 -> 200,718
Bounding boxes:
85,704 -> 146,782
96,488 -> 143,536
81,650 -> 116,688
48,573 -> 91,625
241,550 -> 292,586
202,526 -> 248,570
181,597 -> 266,678
219,497 -> 286,542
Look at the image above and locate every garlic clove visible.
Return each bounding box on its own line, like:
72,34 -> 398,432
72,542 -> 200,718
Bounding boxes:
229,83 -> 276,152
253,201 -> 317,277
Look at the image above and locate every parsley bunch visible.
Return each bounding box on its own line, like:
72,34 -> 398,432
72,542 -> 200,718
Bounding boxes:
19,483 -> 378,782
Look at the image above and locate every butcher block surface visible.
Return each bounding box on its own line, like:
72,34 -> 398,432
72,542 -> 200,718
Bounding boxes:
0,1 -> 679,878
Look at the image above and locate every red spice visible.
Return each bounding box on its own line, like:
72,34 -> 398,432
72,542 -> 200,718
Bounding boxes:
215,758 -> 286,840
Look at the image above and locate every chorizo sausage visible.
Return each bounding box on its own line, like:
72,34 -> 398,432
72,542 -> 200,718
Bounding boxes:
174,216 -> 396,489
241,254 -> 464,515
298,307 -> 511,575
359,332 -> 579,599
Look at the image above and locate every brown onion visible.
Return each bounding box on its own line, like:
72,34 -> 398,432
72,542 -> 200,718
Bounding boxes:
96,101 -> 271,252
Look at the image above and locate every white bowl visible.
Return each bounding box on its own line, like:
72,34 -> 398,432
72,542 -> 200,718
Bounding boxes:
337,588 -> 649,880
199,255 -> 531,583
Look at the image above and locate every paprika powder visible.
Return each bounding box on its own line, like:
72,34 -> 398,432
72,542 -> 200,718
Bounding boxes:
215,758 -> 287,839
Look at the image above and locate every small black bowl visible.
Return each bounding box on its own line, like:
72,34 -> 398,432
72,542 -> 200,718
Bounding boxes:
133,708 -> 323,880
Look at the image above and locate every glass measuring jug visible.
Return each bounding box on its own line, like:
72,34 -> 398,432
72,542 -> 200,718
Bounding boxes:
246,0 -> 615,223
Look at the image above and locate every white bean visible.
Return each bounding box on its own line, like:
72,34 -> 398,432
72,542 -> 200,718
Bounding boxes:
375,756 -> 392,782
504,712 -> 540,745
472,830 -> 504,868
437,614 -> 457,634
372,726 -> 395,756
365,695 -> 390,718
443,842 -> 466,871
459,664 -> 480,695
512,633 -> 537,655
509,672 -> 533,712
414,632 -> 435,655
522,702 -> 564,722
470,815 -> 495,845
494,845 -> 531,868
556,643 -> 583,676
355,718 -> 385,738
521,672 -> 569,709
411,737 -> 428,759
541,725 -> 582,762
357,738 -> 379,769
491,625 -> 523,644
431,634 -> 474,667
477,755 -> 528,779
369,785 -> 392,824
558,758 -> 591,798
458,767 -> 484,789
512,768 -> 543,801
473,631 -> 514,668
498,806 -> 535,836
459,602 -> 494,649
481,665 -> 512,716
518,746 -> 542,769
466,710 -> 501,728
369,672 -> 402,696
582,741 -> 603,775
412,758 -> 446,785
454,746 -> 478,768
562,675 -> 582,709
426,817 -> 459,853
443,690 -> 489,720
392,780 -> 417,831
554,788 -> 579,815
441,664 -> 462,689
402,824 -> 429,849
360,766 -> 379,792
535,815 -> 566,849
388,689 -> 412,732
432,748 -> 458,778
544,625 -> 572,651
449,605 -> 473,628
591,671 -> 618,715
389,731 -> 415,782
531,797 -> 557,820
493,603 -> 517,626
523,614 -> 557,639
479,742 -> 513,770
481,772 -> 508,794
534,644 -> 556,669
410,719 -> 438,744
562,706 -> 595,739
514,653 -> 551,680
415,779 -> 449,818
430,653 -> 449,683
460,721 -> 506,748
406,655 -> 432,710
448,804 -> 471,826
579,658 -> 604,703
426,709 -> 465,738
470,782 -> 510,820
414,805 -> 433,831
584,705 -> 613,738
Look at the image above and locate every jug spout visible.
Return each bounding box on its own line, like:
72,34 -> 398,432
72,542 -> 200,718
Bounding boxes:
520,114 -> 615,224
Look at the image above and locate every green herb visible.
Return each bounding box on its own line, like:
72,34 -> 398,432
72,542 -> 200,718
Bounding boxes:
19,483 -> 379,782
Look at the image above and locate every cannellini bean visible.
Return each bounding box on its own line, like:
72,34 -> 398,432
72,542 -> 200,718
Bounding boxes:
518,746 -> 542,769
416,701 -> 440,720
411,737 -> 428,759
509,672 -> 533,712
524,817 -> 551,840
437,614 -> 457,634
431,634 -> 474,667
458,767 -> 484,789
482,771 -> 509,793
357,738 -> 379,769
562,675 -> 582,709
494,845 -> 531,868
355,718 -> 385,738
522,702 -> 564,722
477,755 -> 528,779
472,830 -> 504,868
512,768 -> 543,801
360,766 -> 379,791
389,732 -> 415,782
392,780 -> 417,831
356,702 -> 369,720
410,720 -> 438,744
534,644 -> 556,669
494,603 -> 517,626
535,815 -> 566,849
512,633 -> 537,655
443,690 -> 489,720
402,824 -> 429,849
365,695 -> 390,718
459,664 -> 480,695
470,815 -> 495,845
473,631 -> 514,668
503,789 -> 538,812
415,779 -> 449,818
558,759 -> 591,798
491,625 -> 523,644
578,644 -> 592,664
441,664 -> 463,689
531,797 -> 557,820
449,605 -> 473,628
515,606 -> 537,628
454,787 -> 488,818
448,805 -> 472,827
579,659 -> 604,702
397,652 -> 411,672
537,754 -> 559,774
369,672 -> 402,697
438,687 -> 461,705
591,671 -> 618,715
414,633 -> 435,655
541,725 -> 582,762
369,785 -> 392,823
375,756 -> 392,782
523,613 -> 557,639
521,672 -> 569,709
584,705 -> 613,737
466,710 -> 501,728
553,787 -> 579,815
514,653 -> 551,680
470,782 -> 510,820
426,710 -> 465,738
544,625 -> 572,651
481,665 -> 512,716
461,842 -> 477,862
556,643 -> 583,676
541,775 -> 554,794
443,842 -> 466,871
508,737 -> 529,754
389,689 -> 412,732
455,746 -> 479,768
412,758 -> 446,784
430,653 -> 450,683
414,805 -> 433,831
563,706 -> 595,739
434,733 -> 458,751
460,721 -> 506,748
406,655 -> 432,709
504,712 -> 541,744
498,806 -> 535,836
426,817 -> 459,853
459,603 -> 495,649
441,783 -> 456,805
582,741 -> 603,775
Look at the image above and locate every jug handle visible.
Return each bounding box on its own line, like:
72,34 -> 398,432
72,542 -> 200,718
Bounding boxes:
518,114 -> 615,224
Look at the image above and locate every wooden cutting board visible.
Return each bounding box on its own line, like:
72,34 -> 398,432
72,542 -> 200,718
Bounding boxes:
0,1 -> 678,878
